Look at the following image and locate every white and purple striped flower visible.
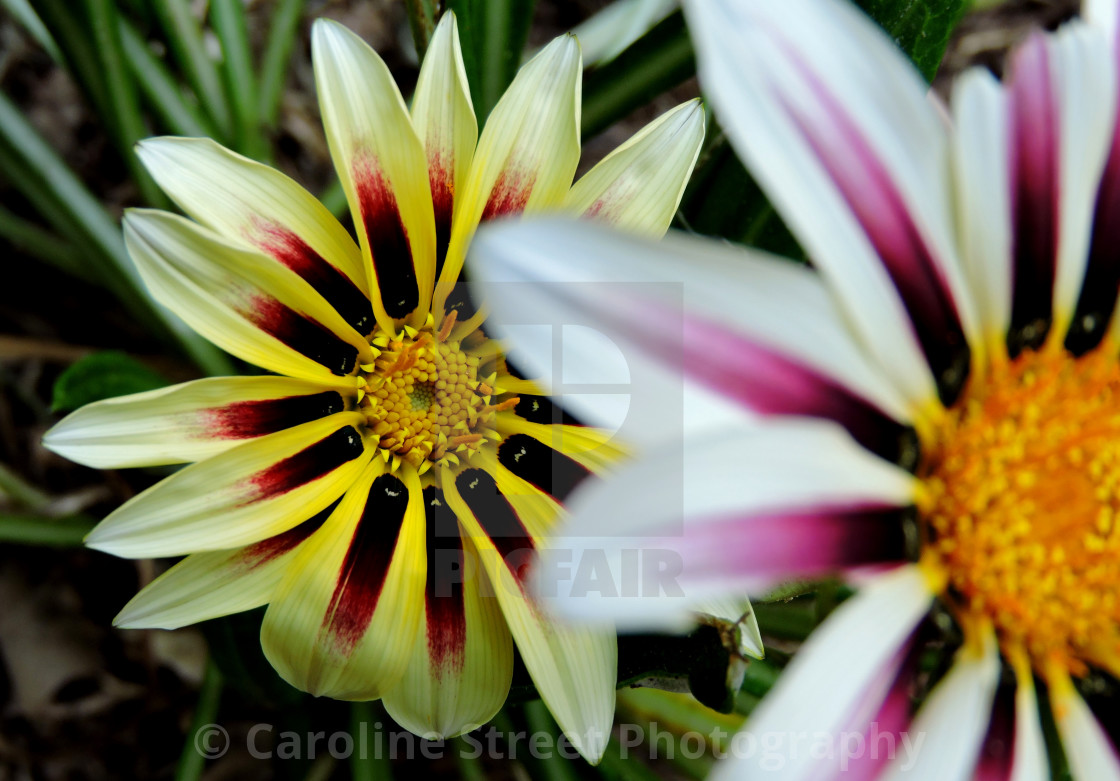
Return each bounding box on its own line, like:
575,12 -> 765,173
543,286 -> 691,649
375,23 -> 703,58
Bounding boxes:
470,0 -> 1120,777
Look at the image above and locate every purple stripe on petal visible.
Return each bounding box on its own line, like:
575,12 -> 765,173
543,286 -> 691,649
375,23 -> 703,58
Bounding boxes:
836,644 -> 920,781
973,686 -> 1015,781
354,162 -> 419,319
247,425 -> 364,501
669,505 -> 906,589
253,223 -> 375,335
777,72 -> 968,384
206,391 -> 346,440
455,468 -> 535,586
324,473 -> 409,653
1008,33 -> 1060,347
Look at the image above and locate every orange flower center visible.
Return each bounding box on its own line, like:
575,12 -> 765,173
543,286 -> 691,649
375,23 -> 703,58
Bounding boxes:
357,313 -> 515,473
920,346 -> 1120,678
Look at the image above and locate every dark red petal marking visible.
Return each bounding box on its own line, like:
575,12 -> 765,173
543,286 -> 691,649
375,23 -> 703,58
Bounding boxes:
429,160 -> 454,277
1008,33 -> 1060,352
238,508 -> 332,569
324,473 -> 409,652
243,296 -> 359,375
255,224 -> 375,335
455,468 -> 535,585
497,433 -> 591,503
513,395 -> 584,427
206,391 -> 346,440
778,63 -> 969,391
442,279 -> 481,323
481,171 -> 534,222
354,162 -> 419,319
247,425 -> 364,501
423,485 -> 467,674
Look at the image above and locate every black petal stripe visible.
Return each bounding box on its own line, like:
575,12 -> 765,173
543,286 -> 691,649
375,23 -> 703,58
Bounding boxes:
423,486 -> 467,673
209,391 -> 346,439
513,395 -> 584,427
324,473 -> 409,652
454,469 -> 534,584
256,226 -> 375,335
442,280 -> 481,323
246,296 -> 359,375
248,426 -> 364,500
355,165 -> 419,319
497,434 -> 591,503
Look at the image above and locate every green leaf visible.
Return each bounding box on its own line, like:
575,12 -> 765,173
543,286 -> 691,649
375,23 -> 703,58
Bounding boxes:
211,0 -> 264,160
443,0 -> 537,123
258,0 -> 305,127
855,0 -> 968,82
52,351 -> 170,413
581,10 -> 694,141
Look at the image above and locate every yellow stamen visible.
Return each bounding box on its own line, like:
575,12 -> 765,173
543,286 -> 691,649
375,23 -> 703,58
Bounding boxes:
920,346 -> 1120,678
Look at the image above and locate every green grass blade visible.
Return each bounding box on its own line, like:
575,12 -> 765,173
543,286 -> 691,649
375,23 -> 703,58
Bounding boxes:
257,0 -> 304,127
0,205 -> 90,283
27,0 -> 111,117
210,0 -> 265,159
446,0 -> 536,122
85,0 -> 167,207
175,657 -> 224,781
0,0 -> 62,61
119,18 -> 217,138
404,0 -> 437,59
0,514 -> 97,547
152,0 -> 233,140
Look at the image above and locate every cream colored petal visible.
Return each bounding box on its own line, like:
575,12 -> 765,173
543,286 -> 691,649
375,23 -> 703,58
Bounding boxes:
436,34 -> 582,301
411,12 -> 477,273
125,209 -> 374,381
564,99 -> 705,236
44,376 -> 349,469
260,461 -> 427,700
137,137 -> 374,334
85,412 -> 371,558
312,19 -> 436,330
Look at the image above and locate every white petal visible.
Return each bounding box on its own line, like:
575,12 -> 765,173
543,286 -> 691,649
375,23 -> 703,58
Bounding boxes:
950,68 -> 1012,363
1051,677 -> 1120,781
684,0 -> 975,413
880,630 -> 1001,781
710,566 -> 935,781
1010,674 -> 1049,781
534,417 -> 918,631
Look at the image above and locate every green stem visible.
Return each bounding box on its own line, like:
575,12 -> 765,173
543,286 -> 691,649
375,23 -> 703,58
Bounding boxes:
152,0 -> 233,140
0,513 -> 97,547
175,657 -> 224,781
119,19 -> 217,138
404,0 -> 436,59
0,464 -> 50,510
210,0 -> 264,159
349,701 -> 393,780
257,0 -> 304,127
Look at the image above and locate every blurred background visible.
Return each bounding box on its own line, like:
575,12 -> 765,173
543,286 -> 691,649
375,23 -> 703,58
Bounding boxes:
0,0 -> 1084,778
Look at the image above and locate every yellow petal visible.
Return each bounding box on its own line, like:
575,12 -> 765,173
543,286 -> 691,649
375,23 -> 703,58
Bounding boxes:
85,412 -> 371,558
564,100 -> 705,236
437,34 -> 582,302
312,19 -> 436,329
260,461 -> 426,699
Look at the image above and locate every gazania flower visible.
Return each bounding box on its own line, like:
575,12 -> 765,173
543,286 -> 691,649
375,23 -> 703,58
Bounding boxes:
43,13 -> 704,760
470,0 -> 1120,776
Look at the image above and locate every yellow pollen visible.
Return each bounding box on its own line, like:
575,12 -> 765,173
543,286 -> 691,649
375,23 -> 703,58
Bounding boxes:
920,346 -> 1120,679
357,324 -> 515,470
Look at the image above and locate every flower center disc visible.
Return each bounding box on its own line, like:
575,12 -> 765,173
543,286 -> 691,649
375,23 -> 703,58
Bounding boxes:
357,319 -> 513,473
920,347 -> 1120,676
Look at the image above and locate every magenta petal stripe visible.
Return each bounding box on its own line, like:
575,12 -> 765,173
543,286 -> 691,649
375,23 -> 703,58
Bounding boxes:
1008,33 -> 1061,344
323,473 -> 410,653
776,64 -> 968,383
973,686 -> 1017,781
666,505 -> 907,592
422,485 -> 468,674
